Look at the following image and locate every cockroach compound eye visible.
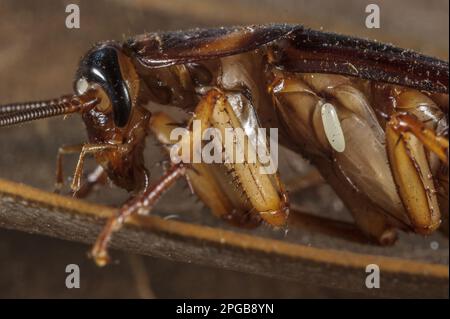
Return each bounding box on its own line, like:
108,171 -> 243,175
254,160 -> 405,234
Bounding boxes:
74,43 -> 140,127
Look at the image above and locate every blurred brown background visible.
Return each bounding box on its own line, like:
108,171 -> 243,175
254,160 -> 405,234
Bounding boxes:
0,0 -> 448,298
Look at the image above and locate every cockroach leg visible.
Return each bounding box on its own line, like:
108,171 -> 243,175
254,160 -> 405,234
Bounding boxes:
55,144 -> 84,193
183,172 -> 196,195
380,89 -> 448,233
71,144 -> 120,193
150,112 -> 261,228
386,113 -> 444,234
388,113 -> 449,164
73,165 -> 108,198
214,90 -> 289,227
148,86 -> 289,229
90,163 -> 187,266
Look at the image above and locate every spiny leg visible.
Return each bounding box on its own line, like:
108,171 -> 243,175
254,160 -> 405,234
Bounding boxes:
55,143 -> 118,194
202,89 -> 289,227
71,144 -> 119,193
388,112 -> 448,164
73,165 -> 108,198
55,144 -> 83,192
386,112 -> 446,234
150,89 -> 289,228
151,112 -> 260,227
90,163 -> 187,266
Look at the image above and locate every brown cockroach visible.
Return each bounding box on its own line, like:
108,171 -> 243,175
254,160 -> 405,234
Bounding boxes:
0,25 -> 448,266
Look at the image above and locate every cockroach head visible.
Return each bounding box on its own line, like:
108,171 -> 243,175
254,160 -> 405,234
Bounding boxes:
74,42 -> 140,127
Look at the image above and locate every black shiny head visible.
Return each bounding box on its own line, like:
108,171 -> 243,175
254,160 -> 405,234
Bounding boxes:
75,43 -> 139,127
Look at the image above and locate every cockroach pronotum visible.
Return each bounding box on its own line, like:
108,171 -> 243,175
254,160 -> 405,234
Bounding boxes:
0,24 -> 448,266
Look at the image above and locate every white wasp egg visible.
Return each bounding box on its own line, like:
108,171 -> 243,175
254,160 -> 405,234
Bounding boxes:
321,102 -> 346,153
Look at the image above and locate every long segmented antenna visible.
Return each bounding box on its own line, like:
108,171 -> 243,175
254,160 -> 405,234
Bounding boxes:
0,93 -> 99,127
0,100 -> 53,114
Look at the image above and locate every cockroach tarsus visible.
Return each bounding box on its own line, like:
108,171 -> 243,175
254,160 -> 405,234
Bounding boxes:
0,24 -> 448,266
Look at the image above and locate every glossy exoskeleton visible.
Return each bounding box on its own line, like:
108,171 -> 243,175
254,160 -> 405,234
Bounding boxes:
0,25 -> 448,265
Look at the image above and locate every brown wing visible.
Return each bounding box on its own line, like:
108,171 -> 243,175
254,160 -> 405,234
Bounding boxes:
125,24 -> 299,68
273,28 -> 449,94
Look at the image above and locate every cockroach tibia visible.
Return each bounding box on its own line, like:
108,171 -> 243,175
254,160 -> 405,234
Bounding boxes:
0,25 -> 448,265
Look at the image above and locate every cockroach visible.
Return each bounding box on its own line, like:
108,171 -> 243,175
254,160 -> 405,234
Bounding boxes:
0,24 -> 448,266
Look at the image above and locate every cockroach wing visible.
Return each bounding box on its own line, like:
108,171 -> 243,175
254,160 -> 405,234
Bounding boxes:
125,24 -> 299,68
272,29 -> 449,94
